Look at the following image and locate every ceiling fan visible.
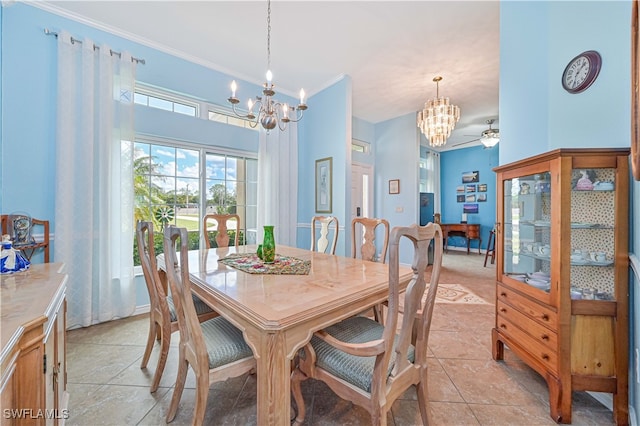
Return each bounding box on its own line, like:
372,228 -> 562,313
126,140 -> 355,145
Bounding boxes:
453,119 -> 500,148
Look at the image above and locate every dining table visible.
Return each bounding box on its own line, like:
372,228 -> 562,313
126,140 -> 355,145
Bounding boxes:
156,244 -> 413,426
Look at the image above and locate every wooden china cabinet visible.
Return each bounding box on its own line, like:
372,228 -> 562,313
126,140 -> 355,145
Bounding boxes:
492,148 -> 629,425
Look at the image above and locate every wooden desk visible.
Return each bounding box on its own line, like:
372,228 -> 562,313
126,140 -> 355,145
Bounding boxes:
440,223 -> 481,254
157,245 -> 412,426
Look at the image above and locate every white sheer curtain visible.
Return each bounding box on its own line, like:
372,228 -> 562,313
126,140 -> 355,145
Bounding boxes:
424,150 -> 441,215
257,123 -> 298,246
55,31 -> 136,328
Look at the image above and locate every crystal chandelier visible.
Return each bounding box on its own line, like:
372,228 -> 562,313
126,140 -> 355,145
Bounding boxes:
417,76 -> 460,147
227,0 -> 307,132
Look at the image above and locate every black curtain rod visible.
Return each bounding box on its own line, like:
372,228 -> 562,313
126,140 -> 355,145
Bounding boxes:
44,28 -> 146,65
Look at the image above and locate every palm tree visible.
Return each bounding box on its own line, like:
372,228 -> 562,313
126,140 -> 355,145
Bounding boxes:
133,155 -> 165,226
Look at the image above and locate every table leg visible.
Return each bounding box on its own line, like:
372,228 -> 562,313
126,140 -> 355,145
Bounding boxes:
467,237 -> 470,254
256,331 -> 291,426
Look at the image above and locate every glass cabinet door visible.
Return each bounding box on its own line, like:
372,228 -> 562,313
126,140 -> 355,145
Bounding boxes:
502,172 -> 552,293
569,167 -> 616,301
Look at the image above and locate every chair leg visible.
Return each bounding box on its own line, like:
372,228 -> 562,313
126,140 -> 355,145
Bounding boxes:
140,318 -> 158,369
166,355 -> 189,423
193,371 -> 210,426
290,368 -> 308,425
371,407 -> 388,426
150,326 -> 171,393
416,378 -> 432,425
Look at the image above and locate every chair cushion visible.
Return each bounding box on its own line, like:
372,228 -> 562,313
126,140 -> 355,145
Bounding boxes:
309,316 -> 415,393
167,294 -> 214,323
201,317 -> 254,369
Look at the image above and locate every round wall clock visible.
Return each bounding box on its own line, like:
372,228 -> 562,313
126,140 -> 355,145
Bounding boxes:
561,50 -> 602,94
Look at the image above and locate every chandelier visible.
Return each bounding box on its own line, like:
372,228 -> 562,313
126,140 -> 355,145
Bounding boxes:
227,0 -> 307,132
417,76 -> 460,147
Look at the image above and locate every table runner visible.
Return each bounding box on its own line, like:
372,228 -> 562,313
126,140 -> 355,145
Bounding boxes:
219,252 -> 311,275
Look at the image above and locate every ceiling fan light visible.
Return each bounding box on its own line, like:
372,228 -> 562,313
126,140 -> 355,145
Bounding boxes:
481,134 -> 500,148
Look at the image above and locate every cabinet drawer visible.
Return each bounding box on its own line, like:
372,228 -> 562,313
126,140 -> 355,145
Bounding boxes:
497,284 -> 557,330
496,315 -> 558,374
497,300 -> 558,351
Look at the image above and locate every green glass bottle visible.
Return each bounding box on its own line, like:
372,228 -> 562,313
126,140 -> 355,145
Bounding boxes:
262,225 -> 276,263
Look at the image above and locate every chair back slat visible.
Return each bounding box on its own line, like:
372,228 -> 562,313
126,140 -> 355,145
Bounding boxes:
311,216 -> 339,254
351,217 -> 390,263
136,221 -> 170,317
163,226 -> 209,369
203,214 -> 240,248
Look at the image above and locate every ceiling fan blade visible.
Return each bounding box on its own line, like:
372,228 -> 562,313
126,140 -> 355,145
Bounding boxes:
452,138 -> 480,147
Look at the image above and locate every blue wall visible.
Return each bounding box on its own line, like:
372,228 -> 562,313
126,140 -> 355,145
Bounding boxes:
374,112 -> 420,264
297,76 -> 351,255
440,145 -> 499,251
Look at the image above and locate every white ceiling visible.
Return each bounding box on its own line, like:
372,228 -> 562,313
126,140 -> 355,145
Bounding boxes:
37,1 -> 500,150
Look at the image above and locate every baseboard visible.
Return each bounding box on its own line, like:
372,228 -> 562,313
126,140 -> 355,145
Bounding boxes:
134,304 -> 150,316
445,245 -> 486,254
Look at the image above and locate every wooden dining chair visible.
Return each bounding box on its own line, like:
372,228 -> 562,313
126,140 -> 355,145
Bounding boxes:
291,223 -> 443,425
136,221 -> 217,393
352,217 -> 390,321
310,215 -> 339,254
203,213 -> 240,249
351,217 -> 390,263
163,226 -> 256,425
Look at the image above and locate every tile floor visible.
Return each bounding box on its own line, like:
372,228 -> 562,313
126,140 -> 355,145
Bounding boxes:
65,250 -> 615,425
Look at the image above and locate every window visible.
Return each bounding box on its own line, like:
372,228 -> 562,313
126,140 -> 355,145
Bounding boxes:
352,139 -> 370,154
133,139 -> 257,265
134,86 -> 198,117
208,109 -> 259,131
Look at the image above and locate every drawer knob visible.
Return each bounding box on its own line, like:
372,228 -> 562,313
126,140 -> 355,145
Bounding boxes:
542,354 -> 550,361
542,314 -> 549,321
500,324 -> 507,329
500,308 -> 507,313
500,292 -> 507,297
541,334 -> 549,341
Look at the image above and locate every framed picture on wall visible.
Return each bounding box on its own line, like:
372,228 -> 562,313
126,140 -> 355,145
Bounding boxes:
462,171 -> 479,183
478,183 -> 487,192
463,203 -> 479,214
466,194 -> 476,203
478,193 -> 487,202
466,184 -> 476,193
315,157 -> 333,213
456,185 -> 465,193
456,195 -> 465,203
389,179 -> 400,194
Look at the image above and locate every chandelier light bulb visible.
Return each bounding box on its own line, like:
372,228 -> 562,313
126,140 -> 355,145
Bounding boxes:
299,89 -> 305,104
266,70 -> 273,84
231,80 -> 237,98
248,98 -> 253,111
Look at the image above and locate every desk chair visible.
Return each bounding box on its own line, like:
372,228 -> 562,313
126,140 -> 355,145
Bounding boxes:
136,221 -> 217,393
291,223 -> 443,425
203,213 -> 240,248
311,216 -> 339,254
163,226 -> 256,425
484,228 -> 496,267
